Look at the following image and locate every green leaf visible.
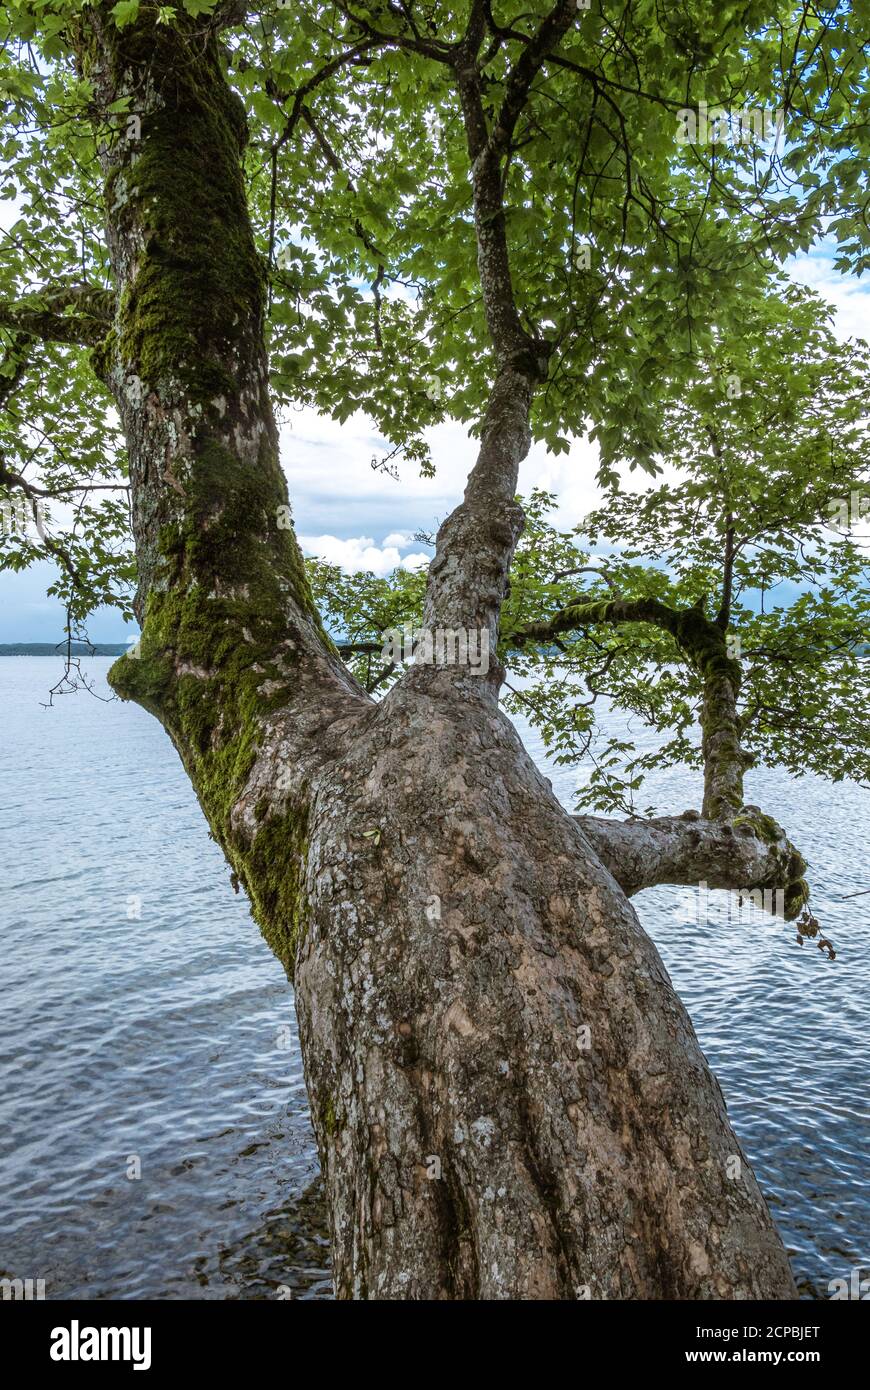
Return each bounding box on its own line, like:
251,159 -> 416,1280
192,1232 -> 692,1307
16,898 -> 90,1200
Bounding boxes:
110,0 -> 141,28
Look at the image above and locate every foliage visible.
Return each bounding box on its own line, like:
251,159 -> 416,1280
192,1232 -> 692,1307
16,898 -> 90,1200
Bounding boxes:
1,1 -> 869,809
312,283 -> 870,812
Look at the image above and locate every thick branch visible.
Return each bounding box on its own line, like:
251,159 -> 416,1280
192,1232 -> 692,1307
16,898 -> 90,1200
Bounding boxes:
716,522 -> 735,630
0,459 -> 123,498
514,594 -> 681,645
84,5 -> 368,978
337,640 -> 382,655
454,62 -> 546,365
452,4 -> 580,366
410,10 -> 584,685
0,333 -> 31,408
708,426 -> 734,631
415,363 -> 532,693
576,807 -> 809,917
0,285 -> 113,347
210,0 -> 251,28
333,2 -> 455,61
487,1 -> 577,155
273,42 -> 379,154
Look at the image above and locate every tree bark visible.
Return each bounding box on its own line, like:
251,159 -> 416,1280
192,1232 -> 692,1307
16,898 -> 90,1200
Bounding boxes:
576,809 -> 807,905
80,5 -> 797,1299
295,675 -> 797,1298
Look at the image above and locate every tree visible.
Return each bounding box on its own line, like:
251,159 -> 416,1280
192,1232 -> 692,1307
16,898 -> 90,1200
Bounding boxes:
3,0 -> 863,1298
503,284 -> 870,872
315,283 -> 870,945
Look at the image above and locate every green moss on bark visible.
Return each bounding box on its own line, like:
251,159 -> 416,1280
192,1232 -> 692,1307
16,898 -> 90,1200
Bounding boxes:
107,432 -> 323,981
94,12 -> 263,402
732,808 -> 810,921
783,878 -> 810,920
94,12 -> 338,982
322,1095 -> 341,1139
110,591 -> 309,978
733,808 -> 782,845
241,806 -> 311,976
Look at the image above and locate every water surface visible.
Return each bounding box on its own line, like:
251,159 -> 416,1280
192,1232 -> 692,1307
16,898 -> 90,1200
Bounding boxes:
0,657 -> 866,1298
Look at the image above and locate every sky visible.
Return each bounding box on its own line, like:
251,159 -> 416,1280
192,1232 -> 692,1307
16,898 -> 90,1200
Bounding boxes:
0,246 -> 866,643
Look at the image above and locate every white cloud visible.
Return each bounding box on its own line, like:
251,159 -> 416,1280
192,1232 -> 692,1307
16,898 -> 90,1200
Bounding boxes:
277,247 -> 870,561
278,402 -> 610,553
787,242 -> 870,342
298,533 -> 430,576
5,231 -> 870,636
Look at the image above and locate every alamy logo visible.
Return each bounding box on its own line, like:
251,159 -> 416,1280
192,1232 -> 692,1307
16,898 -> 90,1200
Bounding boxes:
828,1268 -> 870,1299
382,624 -> 490,676
50,1320 -> 152,1371
827,491 -> 870,529
676,102 -> 784,146
0,495 -> 47,539
0,1277 -> 45,1300
674,880 -> 786,924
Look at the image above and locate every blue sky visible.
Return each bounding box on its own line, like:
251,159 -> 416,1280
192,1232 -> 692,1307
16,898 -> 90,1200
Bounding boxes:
0,246 -> 866,643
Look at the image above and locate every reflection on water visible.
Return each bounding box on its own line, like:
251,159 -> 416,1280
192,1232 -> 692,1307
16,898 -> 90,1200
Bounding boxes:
0,659 -> 866,1299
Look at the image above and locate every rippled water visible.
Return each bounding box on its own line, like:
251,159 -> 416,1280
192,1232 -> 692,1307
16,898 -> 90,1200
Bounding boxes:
0,657 -> 866,1299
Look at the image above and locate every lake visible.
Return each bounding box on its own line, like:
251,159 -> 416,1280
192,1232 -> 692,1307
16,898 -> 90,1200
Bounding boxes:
0,657 -> 866,1299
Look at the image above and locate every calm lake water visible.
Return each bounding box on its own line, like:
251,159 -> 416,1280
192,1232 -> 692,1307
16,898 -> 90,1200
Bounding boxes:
0,656 -> 867,1299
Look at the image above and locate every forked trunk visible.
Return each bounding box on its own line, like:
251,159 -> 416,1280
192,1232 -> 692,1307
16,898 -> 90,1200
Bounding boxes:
296,673 -> 796,1298
82,6 -> 797,1300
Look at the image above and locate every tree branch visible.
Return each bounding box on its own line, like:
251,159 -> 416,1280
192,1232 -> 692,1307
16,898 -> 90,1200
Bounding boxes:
575,807 -> 809,917
407,7 -> 583,681
272,41 -> 379,155
708,425 -> 735,631
333,1 -> 456,62
512,596 -> 748,819
336,639 -> 382,655
454,32 -> 556,365
0,459 -> 124,498
299,106 -> 387,263
717,522 -> 735,630
0,333 -> 32,409
210,0 -> 251,28
487,0 -> 578,157
0,284 -> 113,347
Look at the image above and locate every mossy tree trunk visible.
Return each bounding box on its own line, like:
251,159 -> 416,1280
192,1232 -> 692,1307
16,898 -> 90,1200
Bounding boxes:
77,6 -> 798,1299
83,5 -> 364,974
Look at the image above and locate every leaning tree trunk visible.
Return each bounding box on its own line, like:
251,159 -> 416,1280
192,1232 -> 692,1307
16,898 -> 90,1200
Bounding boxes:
297,675 -> 796,1298
81,7 -> 797,1298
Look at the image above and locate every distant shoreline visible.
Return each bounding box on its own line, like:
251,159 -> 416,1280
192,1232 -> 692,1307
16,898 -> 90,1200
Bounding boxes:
0,643 -> 130,656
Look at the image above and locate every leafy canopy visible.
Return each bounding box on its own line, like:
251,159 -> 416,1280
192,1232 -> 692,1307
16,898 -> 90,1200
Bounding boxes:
0,0 -> 868,807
